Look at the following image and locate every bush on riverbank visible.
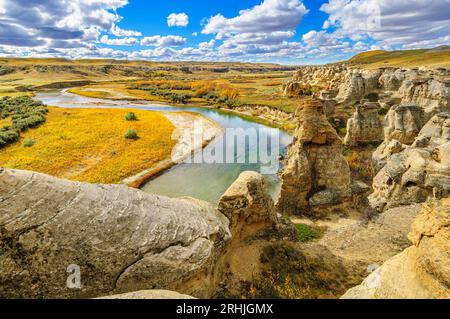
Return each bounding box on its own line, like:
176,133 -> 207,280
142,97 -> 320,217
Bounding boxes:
0,96 -> 48,148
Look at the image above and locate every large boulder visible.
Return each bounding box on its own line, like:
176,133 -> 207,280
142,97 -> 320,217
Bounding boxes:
0,168 -> 230,298
344,102 -> 384,146
276,98 -> 351,216
342,198 -> 450,299
369,113 -> 450,211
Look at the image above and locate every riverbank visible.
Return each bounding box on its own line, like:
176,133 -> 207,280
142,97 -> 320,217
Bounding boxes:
122,111 -> 223,188
0,107 -> 177,184
65,87 -> 296,133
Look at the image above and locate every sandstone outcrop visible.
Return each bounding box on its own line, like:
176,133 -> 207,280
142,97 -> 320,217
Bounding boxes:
285,65 -> 450,125
218,171 -> 277,233
342,198 -> 450,299
0,168 -> 292,299
276,98 -> 352,216
0,168 -> 231,298
335,69 -> 382,104
344,102 -> 383,146
369,113 -> 450,211
372,104 -> 424,169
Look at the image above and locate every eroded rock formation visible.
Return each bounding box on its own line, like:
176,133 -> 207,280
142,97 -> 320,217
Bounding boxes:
369,113 -> 450,211
276,98 -> 352,216
344,102 -> 383,146
372,104 -> 424,169
285,65 -> 450,123
0,168 -> 231,298
342,198 -> 450,299
0,168 -> 295,299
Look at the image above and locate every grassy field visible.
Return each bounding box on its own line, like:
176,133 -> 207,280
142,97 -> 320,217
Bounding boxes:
348,48 -> 450,68
0,107 -> 176,183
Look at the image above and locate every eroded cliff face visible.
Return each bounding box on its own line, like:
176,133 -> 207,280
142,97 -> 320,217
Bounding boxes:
284,65 -> 450,121
369,113 -> 450,212
342,198 -> 450,299
276,98 -> 352,216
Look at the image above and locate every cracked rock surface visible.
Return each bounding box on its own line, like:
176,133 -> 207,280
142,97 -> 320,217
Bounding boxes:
0,168 -> 230,298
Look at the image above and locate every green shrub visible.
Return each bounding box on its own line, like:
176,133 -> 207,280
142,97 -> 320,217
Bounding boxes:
0,96 -> 48,148
23,138 -> 36,147
124,129 -> 138,140
125,112 -> 137,121
295,223 -> 322,242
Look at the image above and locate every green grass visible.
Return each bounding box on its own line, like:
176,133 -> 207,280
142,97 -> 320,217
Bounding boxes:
295,223 -> 322,242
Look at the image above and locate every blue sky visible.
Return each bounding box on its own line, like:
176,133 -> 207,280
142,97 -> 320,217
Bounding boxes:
0,0 -> 449,64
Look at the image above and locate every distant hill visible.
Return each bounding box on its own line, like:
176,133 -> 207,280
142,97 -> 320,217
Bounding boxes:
348,46 -> 450,69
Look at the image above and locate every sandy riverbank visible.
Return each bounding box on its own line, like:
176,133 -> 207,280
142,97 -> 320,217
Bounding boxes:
122,111 -> 223,188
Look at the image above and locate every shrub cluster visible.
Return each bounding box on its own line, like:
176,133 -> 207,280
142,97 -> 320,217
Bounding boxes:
0,96 -> 48,148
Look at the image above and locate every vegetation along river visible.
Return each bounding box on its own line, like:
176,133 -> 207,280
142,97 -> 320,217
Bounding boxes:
35,91 -> 292,203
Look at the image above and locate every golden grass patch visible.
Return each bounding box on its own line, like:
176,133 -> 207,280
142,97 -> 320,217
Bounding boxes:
0,107 -> 176,183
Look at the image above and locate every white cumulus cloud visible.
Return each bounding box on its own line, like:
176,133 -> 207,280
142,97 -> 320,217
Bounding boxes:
167,13 -> 189,27
100,35 -> 137,46
140,35 -> 187,47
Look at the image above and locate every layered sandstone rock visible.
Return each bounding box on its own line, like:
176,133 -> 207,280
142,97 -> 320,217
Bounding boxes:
342,199 -> 450,299
285,65 -> 450,124
344,102 -> 384,146
0,168 -> 231,298
373,104 -> 424,169
276,99 -> 351,216
335,69 -> 382,104
399,77 -> 450,120
218,171 -> 277,233
0,168 -> 290,299
369,113 -> 450,211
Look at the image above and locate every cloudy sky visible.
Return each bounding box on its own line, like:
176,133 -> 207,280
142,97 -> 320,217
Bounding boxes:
0,0 -> 449,64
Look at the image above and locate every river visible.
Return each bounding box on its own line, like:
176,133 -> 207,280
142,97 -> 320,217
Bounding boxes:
35,91 -> 292,203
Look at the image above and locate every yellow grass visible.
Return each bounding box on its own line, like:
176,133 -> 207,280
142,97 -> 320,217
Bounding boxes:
0,107 -> 176,183
0,116 -> 11,126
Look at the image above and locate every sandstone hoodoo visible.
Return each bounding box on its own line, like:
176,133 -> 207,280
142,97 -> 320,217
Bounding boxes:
382,104 -> 424,145
372,103 -> 424,170
344,101 -> 384,146
342,198 -> 450,299
369,112 -> 450,212
276,98 -> 352,216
